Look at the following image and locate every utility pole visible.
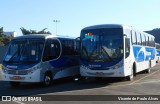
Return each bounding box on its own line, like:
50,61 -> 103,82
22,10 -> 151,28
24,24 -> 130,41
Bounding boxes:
53,20 -> 60,35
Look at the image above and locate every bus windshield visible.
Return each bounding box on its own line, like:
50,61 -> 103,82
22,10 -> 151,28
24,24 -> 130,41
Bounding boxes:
4,38 -> 45,64
81,28 -> 123,62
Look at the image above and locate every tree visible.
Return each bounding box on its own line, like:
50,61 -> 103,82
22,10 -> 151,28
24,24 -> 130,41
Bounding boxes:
0,27 -> 3,34
20,27 -> 30,35
0,27 -> 13,46
0,27 -> 5,46
20,27 -> 51,35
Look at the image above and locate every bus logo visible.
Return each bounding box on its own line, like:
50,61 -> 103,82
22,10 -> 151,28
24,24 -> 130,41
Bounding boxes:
2,96 -> 11,101
89,65 -> 101,68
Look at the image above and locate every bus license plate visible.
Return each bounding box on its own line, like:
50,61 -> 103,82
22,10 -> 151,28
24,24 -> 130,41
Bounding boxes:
13,76 -> 22,80
96,72 -> 104,76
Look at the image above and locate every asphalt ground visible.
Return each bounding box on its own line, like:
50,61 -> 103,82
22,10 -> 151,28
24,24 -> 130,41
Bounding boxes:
0,63 -> 160,104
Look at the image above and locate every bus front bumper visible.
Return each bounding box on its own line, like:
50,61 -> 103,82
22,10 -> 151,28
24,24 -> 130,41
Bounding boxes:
80,66 -> 124,77
1,69 -> 41,82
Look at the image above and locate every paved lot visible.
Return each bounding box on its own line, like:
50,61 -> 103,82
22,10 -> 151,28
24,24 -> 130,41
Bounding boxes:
0,63 -> 160,104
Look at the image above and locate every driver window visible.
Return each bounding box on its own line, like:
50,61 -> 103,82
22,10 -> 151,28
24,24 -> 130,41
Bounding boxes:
125,38 -> 130,58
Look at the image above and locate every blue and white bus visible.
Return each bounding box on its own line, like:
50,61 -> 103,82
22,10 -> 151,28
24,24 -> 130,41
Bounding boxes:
80,24 -> 156,81
1,34 -> 80,87
155,43 -> 160,63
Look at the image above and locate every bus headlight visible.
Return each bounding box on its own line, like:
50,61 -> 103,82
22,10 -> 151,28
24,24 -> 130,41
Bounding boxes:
1,65 -> 9,73
0,64 -> 2,69
111,63 -> 123,70
81,65 -> 90,70
28,64 -> 41,74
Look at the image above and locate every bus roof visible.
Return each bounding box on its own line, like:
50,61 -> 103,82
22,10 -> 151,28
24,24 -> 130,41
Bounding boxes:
81,24 -> 128,30
13,34 -> 77,40
81,24 -> 154,38
13,34 -> 54,39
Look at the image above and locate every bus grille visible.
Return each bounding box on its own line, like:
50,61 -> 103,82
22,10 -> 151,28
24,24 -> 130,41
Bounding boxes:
90,68 -> 110,70
7,70 -> 29,75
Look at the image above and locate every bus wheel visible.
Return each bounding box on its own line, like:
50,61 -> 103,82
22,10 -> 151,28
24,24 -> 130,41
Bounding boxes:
146,69 -> 151,73
10,82 -> 20,87
43,73 -> 53,86
156,58 -> 159,63
146,61 -> 151,73
126,69 -> 134,81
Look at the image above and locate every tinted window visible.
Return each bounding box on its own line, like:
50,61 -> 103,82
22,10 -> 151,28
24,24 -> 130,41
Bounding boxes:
125,38 -> 130,58
4,39 -> 45,64
137,32 -> 142,45
131,31 -> 137,45
75,39 -> 80,55
151,37 -> 155,47
43,39 -> 60,61
61,40 -> 74,56
81,28 -> 123,62
141,34 -> 146,46
146,36 -> 149,46
148,37 -> 152,47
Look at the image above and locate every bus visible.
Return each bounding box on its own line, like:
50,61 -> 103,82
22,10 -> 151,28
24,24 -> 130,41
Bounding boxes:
80,24 -> 156,81
155,43 -> 160,63
1,34 -> 80,87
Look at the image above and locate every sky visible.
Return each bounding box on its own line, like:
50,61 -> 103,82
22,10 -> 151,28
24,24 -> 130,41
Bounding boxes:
0,0 -> 160,37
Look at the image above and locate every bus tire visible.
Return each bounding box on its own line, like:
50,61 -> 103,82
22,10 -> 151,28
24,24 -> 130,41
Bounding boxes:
10,82 -> 20,87
133,63 -> 136,76
126,68 -> 134,81
126,63 -> 136,81
146,61 -> 151,73
156,58 -> 159,63
43,72 -> 53,86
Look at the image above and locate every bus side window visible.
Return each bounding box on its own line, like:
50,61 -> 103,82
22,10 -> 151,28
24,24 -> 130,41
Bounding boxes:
147,36 -> 150,46
130,31 -> 133,44
137,32 -> 142,45
42,39 -> 60,61
125,38 -> 130,58
62,40 -> 74,56
153,38 -> 155,47
151,37 -> 155,47
141,34 -> 146,46
74,40 -> 80,55
131,31 -> 137,45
